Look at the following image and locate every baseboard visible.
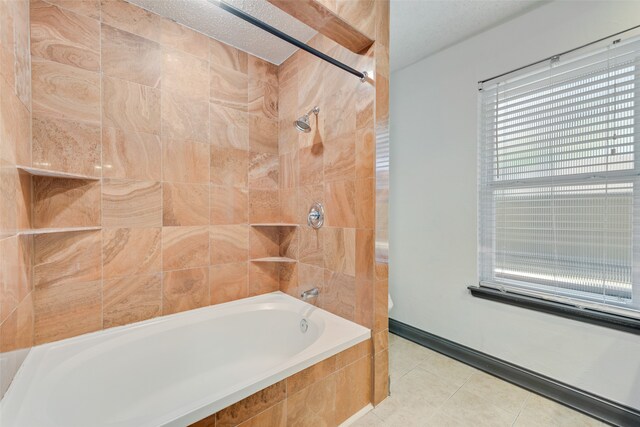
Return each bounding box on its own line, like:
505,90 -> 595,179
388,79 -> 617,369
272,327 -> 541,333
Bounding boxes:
389,318 -> 640,427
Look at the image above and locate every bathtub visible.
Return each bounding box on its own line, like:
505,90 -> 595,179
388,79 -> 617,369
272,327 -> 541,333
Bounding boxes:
0,292 -> 370,427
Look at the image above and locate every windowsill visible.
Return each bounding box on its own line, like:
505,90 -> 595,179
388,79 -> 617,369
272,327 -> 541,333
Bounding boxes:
468,285 -> 640,335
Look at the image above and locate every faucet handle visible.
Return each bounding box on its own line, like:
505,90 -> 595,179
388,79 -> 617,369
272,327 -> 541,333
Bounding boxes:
301,287 -> 319,301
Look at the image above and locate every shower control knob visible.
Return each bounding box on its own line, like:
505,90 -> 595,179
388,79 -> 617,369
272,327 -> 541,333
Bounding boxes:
307,202 -> 324,229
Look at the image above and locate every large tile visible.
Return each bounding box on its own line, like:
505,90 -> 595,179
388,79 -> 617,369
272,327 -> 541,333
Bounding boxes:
34,280 -> 101,344
209,262 -> 248,305
388,337 -> 435,380
160,18 -> 208,60
0,79 -> 31,166
248,115 -> 278,154
279,150 -> 297,189
32,58 -> 100,125
248,262 -> 279,296
335,355 -> 372,424
102,179 -> 162,228
32,115 -> 101,177
356,127 -> 375,179
238,400 -> 285,427
373,348 -> 390,405
429,389 -> 515,427
209,103 -> 248,149
102,126 -> 161,181
322,270 -> 355,320
162,183 -> 209,226
0,236 -> 32,324
162,139 -> 210,184
356,228 -> 374,281
103,274 -> 161,328
102,76 -> 161,134
102,227 -> 162,278
355,178 -> 375,229
325,88 -> 356,140
100,0 -> 161,42
0,291 -> 34,352
101,23 -> 161,88
352,411 -> 385,427
210,225 -> 248,265
216,380 -> 286,427
417,354 -> 476,389
210,62 -> 248,111
209,38 -> 247,73
161,90 -> 209,145
163,48 -> 209,102
458,371 -> 530,416
287,354 -> 337,395
162,267 -> 209,315
324,227 -> 355,276
324,131 -> 356,182
514,394 -> 605,427
248,189 -> 279,223
249,151 -> 278,189
33,230 -> 101,288
287,373 -> 336,427
32,177 -> 99,230
324,180 -> 356,228
30,0 -> 100,71
162,226 -> 210,271
210,185 -> 248,225
210,147 -> 248,187
44,0 -> 99,19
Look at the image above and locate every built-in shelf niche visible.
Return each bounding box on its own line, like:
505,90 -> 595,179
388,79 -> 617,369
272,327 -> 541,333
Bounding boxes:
17,165 -> 100,181
250,257 -> 297,263
249,224 -> 298,263
18,226 -> 101,236
250,223 -> 299,227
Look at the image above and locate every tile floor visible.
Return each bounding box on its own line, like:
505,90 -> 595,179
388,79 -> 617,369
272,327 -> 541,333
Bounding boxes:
354,334 -> 606,427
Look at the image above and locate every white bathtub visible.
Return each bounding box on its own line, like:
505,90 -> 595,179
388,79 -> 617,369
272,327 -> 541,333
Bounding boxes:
0,292 -> 370,427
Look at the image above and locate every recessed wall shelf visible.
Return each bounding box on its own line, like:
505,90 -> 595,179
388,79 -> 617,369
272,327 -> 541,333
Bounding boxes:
250,223 -> 299,227
17,165 -> 100,181
250,257 -> 297,263
18,227 -> 101,236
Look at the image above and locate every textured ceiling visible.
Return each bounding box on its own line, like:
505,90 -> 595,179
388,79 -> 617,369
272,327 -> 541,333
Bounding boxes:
390,0 -> 548,72
127,0 -> 317,65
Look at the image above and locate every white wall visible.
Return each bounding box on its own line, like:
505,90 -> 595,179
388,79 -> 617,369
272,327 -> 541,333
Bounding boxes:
390,0 -> 640,409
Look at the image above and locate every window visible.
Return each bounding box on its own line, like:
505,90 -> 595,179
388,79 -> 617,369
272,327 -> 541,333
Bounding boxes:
477,35 -> 640,320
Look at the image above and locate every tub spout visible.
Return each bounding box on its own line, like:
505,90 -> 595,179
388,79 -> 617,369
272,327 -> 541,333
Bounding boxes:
301,287 -> 319,302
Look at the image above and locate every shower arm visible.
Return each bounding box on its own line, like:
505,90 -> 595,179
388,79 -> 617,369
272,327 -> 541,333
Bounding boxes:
210,0 -> 369,82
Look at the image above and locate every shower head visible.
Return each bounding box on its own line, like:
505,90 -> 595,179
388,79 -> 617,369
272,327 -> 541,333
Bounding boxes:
294,107 -> 320,133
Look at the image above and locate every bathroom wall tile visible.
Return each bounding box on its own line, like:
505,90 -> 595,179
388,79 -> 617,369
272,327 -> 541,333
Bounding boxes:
248,80 -> 278,121
103,274 -> 161,328
32,58 -> 100,125
0,236 -> 31,323
324,180 -> 356,228
249,226 -> 279,259
324,227 -> 355,276
373,330 -> 388,354
324,131 -> 356,182
102,76 -> 161,134
163,48 -> 209,102
279,262 -> 298,297
356,178 -> 375,229
287,353 -> 337,394
335,355 -> 372,424
374,279 -> 388,332
100,0 -> 161,42
280,227 -> 298,260
355,279 -> 373,329
216,380 -> 286,427
44,0 -> 100,19
356,127 -> 374,179
248,262 -> 279,296
249,152 -> 278,189
32,115 -> 101,177
297,184 -> 324,226
33,230 -> 101,288
162,267 -> 209,315
248,56 -> 278,86
162,139 -> 210,184
161,91 -> 209,144
326,88 -> 356,141
238,401 -> 286,427
162,226 -> 210,271
373,349 -> 389,405
298,228 -> 324,267
0,291 -> 34,352
209,103 -> 248,149
210,225 -> 248,265
102,179 -> 162,228
102,227 -> 161,279
32,176 -> 101,228
0,170 -> 18,236
210,185 -> 248,225
279,150 -> 297,189
279,188 -> 297,224
249,189 -> 279,224
210,62 -> 248,111
160,18 -> 209,60
336,340 -> 372,369
297,263 -> 323,301
33,279 -> 101,344
30,0 -> 100,71
210,262 -> 248,305
356,229 -> 374,281
322,270 -> 355,320
298,144 -> 323,187
355,77 -> 374,131
102,126 -> 161,181
277,52 -> 298,86
248,115 -> 278,154
0,78 -> 31,165
209,38 -> 248,74
163,183 -> 209,226
286,373 -> 336,426
101,23 -> 161,88
14,0 -> 32,110
210,147 -> 248,187
297,61 -> 324,116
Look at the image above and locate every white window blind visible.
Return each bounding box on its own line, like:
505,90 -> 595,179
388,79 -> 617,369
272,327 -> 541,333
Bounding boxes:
478,36 -> 640,317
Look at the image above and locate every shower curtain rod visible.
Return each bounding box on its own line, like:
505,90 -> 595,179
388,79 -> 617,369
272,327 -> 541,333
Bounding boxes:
212,0 -> 368,81
478,23 -> 640,87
